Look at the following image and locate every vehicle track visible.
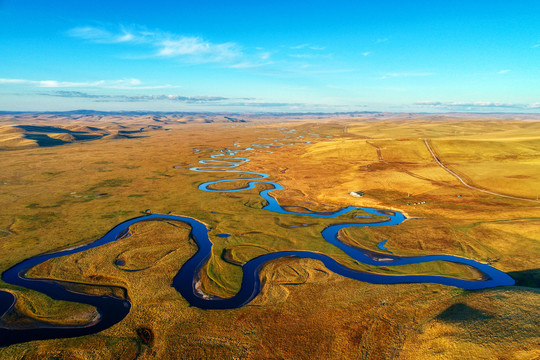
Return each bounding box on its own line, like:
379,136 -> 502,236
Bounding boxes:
424,139 -> 540,203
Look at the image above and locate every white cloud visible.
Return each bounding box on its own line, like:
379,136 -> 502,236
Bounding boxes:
157,37 -> 239,62
414,100 -> 540,110
298,68 -> 356,74
68,25 -> 242,64
289,44 -> 325,50
0,78 -> 176,89
228,61 -> 274,69
532,43 -> 540,48
37,91 -> 338,111
375,38 -> 388,44
0,78 -> 28,85
288,52 -> 333,60
116,32 -> 135,43
259,52 -> 271,60
289,54 -> 314,58
497,69 -> 511,74
66,27 -> 113,41
0,78 -> 104,87
42,91 -> 228,103
362,51 -> 371,56
379,72 -> 433,79
414,101 -> 443,106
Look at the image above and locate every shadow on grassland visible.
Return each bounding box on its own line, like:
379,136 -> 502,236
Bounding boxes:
436,303 -> 495,322
507,269 -> 540,289
23,133 -> 69,147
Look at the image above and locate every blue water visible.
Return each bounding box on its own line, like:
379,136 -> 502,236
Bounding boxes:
216,233 -> 232,238
377,240 -> 392,253
0,144 -> 515,347
188,150 -> 513,296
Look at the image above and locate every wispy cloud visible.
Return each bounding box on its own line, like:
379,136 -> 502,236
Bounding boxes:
289,44 -> 308,49
414,101 -> 540,110
67,25 -> 357,75
66,25 -> 358,79
532,43 -> 540,48
361,37 -> 388,57
67,26 -> 117,42
286,43 -> 331,63
288,53 -> 332,59
379,72 -> 433,79
259,52 -> 271,60
297,68 -> 357,74
39,90 -> 330,110
68,25 -> 242,64
42,91 -> 230,103
497,69 -> 511,74
228,61 -> 274,69
220,101 -> 309,108
157,38 -> 239,62
0,77 -> 176,89
288,44 -> 326,50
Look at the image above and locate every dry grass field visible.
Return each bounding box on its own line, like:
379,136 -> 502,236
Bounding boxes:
0,113 -> 538,359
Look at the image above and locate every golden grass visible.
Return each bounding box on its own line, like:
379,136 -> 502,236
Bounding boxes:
0,115 -> 538,359
430,138 -> 540,198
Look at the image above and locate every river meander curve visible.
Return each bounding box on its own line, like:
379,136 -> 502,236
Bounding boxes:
0,146 -> 515,347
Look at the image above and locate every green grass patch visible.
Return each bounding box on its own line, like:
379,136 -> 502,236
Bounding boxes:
25,203 -> 61,209
12,212 -> 57,232
88,178 -> 132,191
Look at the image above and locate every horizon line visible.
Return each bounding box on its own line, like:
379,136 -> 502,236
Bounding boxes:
2,109 -> 540,116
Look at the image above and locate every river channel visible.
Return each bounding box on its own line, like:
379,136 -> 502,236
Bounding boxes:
0,145 -> 515,347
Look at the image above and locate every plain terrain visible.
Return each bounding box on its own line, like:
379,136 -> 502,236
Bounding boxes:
0,113 -> 538,359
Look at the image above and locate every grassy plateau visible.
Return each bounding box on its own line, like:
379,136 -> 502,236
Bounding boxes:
0,113 -> 538,359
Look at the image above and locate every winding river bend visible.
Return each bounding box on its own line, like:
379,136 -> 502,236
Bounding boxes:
0,146 -> 515,347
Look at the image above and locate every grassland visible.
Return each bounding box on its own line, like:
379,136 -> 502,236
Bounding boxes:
0,113 -> 538,359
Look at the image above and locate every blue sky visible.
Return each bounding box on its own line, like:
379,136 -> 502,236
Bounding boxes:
1,0 -> 540,112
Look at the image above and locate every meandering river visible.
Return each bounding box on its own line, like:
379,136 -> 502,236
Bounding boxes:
0,145 -> 514,347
